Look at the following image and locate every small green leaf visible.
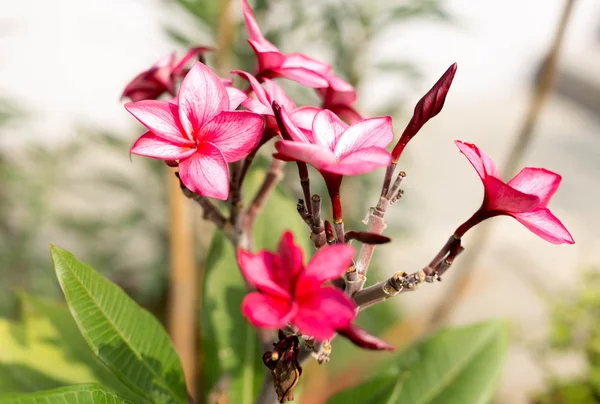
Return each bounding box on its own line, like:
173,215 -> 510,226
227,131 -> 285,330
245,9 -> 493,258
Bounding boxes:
0,383 -> 132,404
328,321 -> 508,404
50,246 -> 187,404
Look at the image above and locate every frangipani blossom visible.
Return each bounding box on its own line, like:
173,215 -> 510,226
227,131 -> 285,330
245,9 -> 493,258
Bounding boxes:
454,141 -> 574,244
126,62 -> 264,200
122,47 -> 211,102
238,231 -> 356,340
274,108 -> 393,177
233,70 -> 321,132
317,72 -> 363,124
242,0 -> 330,88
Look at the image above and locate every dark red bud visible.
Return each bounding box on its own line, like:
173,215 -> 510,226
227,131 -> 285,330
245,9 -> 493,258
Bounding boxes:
165,160 -> 179,168
391,63 -> 457,162
345,231 -> 391,245
338,324 -> 395,351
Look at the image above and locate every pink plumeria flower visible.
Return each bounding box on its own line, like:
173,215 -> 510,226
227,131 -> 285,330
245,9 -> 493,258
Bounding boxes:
274,108 -> 393,177
454,141 -> 574,244
233,70 -> 321,132
238,231 -> 356,341
126,62 -> 264,200
241,0 -> 330,88
122,47 -> 211,102
317,72 -> 363,124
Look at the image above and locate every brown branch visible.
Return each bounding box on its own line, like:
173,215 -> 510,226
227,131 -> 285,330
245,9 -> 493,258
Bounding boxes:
424,0 -> 578,332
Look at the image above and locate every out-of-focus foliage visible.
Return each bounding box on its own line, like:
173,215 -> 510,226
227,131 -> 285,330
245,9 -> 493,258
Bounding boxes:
531,269 -> 600,404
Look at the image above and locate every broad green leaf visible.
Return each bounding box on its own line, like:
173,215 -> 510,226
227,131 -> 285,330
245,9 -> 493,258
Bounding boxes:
50,247 -> 187,404
201,167 -> 311,403
0,383 -> 131,404
328,321 -> 508,404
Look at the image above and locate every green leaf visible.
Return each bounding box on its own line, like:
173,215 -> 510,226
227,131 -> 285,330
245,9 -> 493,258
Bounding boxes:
50,247 -> 187,404
0,383 -> 132,404
201,167 -> 311,403
328,321 -> 508,404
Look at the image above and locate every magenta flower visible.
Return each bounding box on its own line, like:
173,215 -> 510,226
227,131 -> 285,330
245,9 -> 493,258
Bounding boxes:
274,108 -> 393,177
122,47 -> 211,102
233,70 -> 321,132
241,0 -> 330,88
126,62 -> 264,200
454,141 -> 574,244
238,231 -> 356,340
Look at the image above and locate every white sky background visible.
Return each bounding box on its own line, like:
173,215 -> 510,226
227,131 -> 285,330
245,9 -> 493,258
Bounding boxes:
2,0 -> 600,402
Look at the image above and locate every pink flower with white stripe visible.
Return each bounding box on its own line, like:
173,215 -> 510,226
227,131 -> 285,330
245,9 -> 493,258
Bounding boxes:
126,62 -> 264,200
238,231 -> 356,340
454,141 -> 574,244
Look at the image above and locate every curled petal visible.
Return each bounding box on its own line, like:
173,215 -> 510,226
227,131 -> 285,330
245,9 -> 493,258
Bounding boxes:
484,176 -> 540,213
294,287 -> 356,341
243,97 -> 272,115
130,132 -> 195,160
290,106 -> 320,132
296,245 -> 354,294
338,324 -> 395,351
232,70 -> 270,108
276,67 -> 329,88
274,140 -> 336,171
276,105 -> 311,143
178,62 -> 229,135
125,101 -> 189,144
282,53 -> 330,76
263,78 -> 295,111
323,147 -> 391,176
237,250 -> 291,299
512,208 -> 575,244
312,109 -> 348,151
199,111 -> 264,162
242,0 -> 278,51
249,43 -> 285,70
178,143 -> 229,200
242,292 -> 297,329
226,86 -> 248,110
172,46 -> 213,76
507,167 -> 561,207
334,116 -> 394,159
455,140 -> 501,180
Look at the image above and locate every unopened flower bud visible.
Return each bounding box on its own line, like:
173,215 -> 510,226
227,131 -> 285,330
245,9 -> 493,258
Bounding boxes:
338,324 -> 395,351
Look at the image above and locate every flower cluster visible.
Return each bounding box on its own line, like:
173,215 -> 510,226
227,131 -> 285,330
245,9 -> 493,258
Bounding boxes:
123,0 -> 574,399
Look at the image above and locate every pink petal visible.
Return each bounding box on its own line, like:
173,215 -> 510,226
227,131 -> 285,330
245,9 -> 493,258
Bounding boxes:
455,140 -> 501,180
130,131 -> 196,160
237,250 -> 291,299
242,96 -> 272,115
277,232 -> 304,280
329,105 -> 363,125
178,144 -> 229,200
178,62 -> 229,136
324,147 -> 392,176
226,86 -> 248,110
263,78 -> 295,111
199,111 -> 264,162
312,109 -> 349,152
172,46 -> 213,75
274,140 -> 336,171
512,208 -> 575,244
324,75 -> 357,106
296,244 -> 354,293
507,167 -> 561,207
290,106 -> 321,132
282,53 -> 331,76
294,287 -> 356,341
334,116 -> 394,159
125,101 -> 189,144
279,106 -> 311,143
275,67 -> 329,88
232,70 -> 270,108
242,292 -> 297,329
242,0 -> 278,51
484,176 -> 540,213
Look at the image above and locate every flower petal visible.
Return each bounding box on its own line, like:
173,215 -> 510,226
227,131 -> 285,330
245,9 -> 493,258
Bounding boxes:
242,97 -> 272,115
178,62 -> 229,136
290,106 -> 321,132
294,287 -> 356,341
329,105 -> 363,125
178,143 -> 229,200
334,116 -> 394,159
484,176 -> 540,213
125,101 -> 189,144
237,250 -> 291,299
507,167 -> 561,207
312,109 -> 348,151
232,70 -> 270,108
263,78 -> 296,111
130,131 -> 196,160
512,208 -> 575,244
324,147 -> 392,176
249,45 -> 285,70
279,106 -> 311,142
242,0 -> 278,52
277,231 -> 304,284
296,244 -> 354,293
455,140 -> 501,180
242,292 -> 296,329
199,111 -> 264,162
282,53 -> 331,76
226,86 -> 248,110
274,140 -> 336,170
276,67 -> 329,88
